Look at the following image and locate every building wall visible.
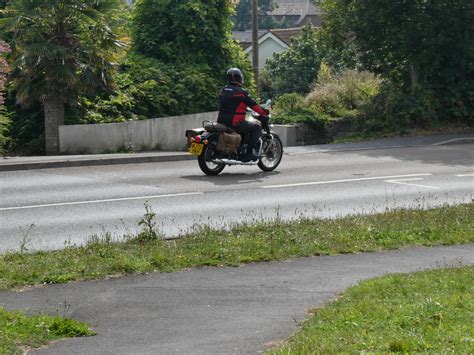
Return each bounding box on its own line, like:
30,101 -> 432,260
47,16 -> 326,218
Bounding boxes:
246,37 -> 288,69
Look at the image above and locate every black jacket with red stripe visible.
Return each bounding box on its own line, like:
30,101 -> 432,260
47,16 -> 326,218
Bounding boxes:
217,84 -> 267,127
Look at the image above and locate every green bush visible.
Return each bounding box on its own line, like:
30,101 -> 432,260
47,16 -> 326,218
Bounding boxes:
273,106 -> 327,132
2,98 -> 44,155
305,64 -> 381,118
0,110 -> 9,153
272,93 -> 305,114
360,83 -> 439,134
70,54 -> 221,124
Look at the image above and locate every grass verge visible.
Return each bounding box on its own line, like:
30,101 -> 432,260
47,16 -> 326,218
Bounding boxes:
0,203 -> 473,290
0,308 -> 94,354
269,266 -> 474,353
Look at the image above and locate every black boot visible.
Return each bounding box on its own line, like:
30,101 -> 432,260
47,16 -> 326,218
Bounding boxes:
241,150 -> 259,162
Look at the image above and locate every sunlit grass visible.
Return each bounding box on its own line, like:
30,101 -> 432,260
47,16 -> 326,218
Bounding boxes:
0,307 -> 94,354
269,266 -> 474,353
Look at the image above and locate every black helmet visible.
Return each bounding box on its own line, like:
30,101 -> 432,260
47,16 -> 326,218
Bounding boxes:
227,68 -> 244,86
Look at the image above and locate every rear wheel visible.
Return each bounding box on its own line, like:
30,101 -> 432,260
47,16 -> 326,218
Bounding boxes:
258,135 -> 283,172
198,143 -> 225,175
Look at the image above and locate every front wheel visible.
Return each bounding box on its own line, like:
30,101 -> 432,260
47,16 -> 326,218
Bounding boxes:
198,142 -> 225,176
258,135 -> 283,172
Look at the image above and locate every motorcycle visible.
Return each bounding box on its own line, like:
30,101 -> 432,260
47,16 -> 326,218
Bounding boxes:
185,100 -> 283,176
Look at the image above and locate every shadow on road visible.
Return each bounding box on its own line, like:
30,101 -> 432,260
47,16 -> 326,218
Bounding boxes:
181,171 -> 280,186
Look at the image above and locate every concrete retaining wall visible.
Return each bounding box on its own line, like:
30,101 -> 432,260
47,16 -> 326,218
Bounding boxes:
59,112 -> 347,154
59,112 -> 218,154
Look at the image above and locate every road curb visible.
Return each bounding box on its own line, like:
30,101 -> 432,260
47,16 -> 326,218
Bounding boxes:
1,134 -> 472,172
0,153 -> 193,172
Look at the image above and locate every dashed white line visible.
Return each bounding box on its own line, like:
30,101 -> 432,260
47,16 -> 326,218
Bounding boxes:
385,178 -> 440,190
262,174 -> 432,189
456,173 -> 474,177
432,138 -> 474,146
0,192 -> 204,212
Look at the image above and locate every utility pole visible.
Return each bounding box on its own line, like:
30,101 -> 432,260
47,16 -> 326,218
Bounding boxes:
251,0 -> 259,94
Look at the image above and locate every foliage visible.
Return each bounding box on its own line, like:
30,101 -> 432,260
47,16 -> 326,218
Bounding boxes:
1,202 -> 472,290
4,0 -> 125,106
0,39 -> 10,153
2,0 -> 126,154
273,93 -> 305,114
0,307 -> 94,354
72,54 -> 221,124
359,83 -> 440,135
132,0 -> 248,77
3,99 -> 45,155
271,266 -> 474,353
75,0 -> 252,125
232,0 -> 277,31
314,0 -> 359,70
271,92 -> 327,131
305,63 -> 381,118
271,65 -> 380,133
264,25 -> 323,96
319,0 -> 474,123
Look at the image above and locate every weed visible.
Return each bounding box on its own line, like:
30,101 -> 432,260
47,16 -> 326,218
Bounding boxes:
135,201 -> 161,243
18,224 -> 35,253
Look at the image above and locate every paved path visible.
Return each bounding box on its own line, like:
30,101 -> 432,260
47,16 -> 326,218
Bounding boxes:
1,244 -> 473,354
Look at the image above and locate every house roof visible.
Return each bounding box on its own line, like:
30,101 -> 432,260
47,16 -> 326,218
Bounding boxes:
299,14 -> 321,27
268,28 -> 303,46
270,0 -> 321,17
232,30 -> 268,43
244,31 -> 290,53
233,28 -> 303,51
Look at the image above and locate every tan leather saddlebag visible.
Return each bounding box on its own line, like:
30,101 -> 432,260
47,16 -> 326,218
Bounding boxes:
216,132 -> 241,154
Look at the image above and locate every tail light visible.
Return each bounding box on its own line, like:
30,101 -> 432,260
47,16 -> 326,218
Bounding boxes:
194,135 -> 202,143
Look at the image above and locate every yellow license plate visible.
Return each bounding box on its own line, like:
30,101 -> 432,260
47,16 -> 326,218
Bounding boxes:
189,142 -> 204,156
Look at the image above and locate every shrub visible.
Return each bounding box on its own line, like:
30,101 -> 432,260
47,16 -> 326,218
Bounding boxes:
0,110 -> 9,153
273,93 -> 305,114
273,108 -> 327,132
71,54 -> 221,124
305,64 -> 381,118
361,83 -> 439,134
4,100 -> 45,155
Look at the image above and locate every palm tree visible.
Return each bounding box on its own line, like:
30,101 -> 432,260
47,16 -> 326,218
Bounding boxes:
4,0 -> 124,155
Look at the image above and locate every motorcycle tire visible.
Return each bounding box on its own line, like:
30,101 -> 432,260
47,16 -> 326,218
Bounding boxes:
198,143 -> 225,176
258,135 -> 283,172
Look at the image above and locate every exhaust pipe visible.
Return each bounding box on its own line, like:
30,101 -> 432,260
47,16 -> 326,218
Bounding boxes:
213,159 -> 259,166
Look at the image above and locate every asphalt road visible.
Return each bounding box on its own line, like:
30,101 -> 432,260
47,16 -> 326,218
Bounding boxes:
1,142 -> 473,252
1,244 -> 473,354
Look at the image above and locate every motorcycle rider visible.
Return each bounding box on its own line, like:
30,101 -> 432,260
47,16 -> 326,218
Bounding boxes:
217,68 -> 269,162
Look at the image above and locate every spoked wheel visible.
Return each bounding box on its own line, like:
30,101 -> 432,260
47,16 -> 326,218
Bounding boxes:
198,143 -> 225,176
258,135 -> 283,172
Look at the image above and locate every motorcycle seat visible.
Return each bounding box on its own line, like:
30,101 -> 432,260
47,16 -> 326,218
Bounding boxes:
204,122 -> 236,134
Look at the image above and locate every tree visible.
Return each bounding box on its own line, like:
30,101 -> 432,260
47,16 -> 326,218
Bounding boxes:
319,0 -> 474,121
132,0 -> 251,89
233,0 -> 276,31
265,25 -> 324,96
3,0 -> 124,155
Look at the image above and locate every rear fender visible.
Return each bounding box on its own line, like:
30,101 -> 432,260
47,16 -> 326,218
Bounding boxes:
185,127 -> 205,139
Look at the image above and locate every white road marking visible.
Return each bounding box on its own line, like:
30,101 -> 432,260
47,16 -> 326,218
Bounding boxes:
262,174 -> 432,189
456,173 -> 474,177
0,192 -> 204,212
432,138 -> 474,146
385,178 -> 440,190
